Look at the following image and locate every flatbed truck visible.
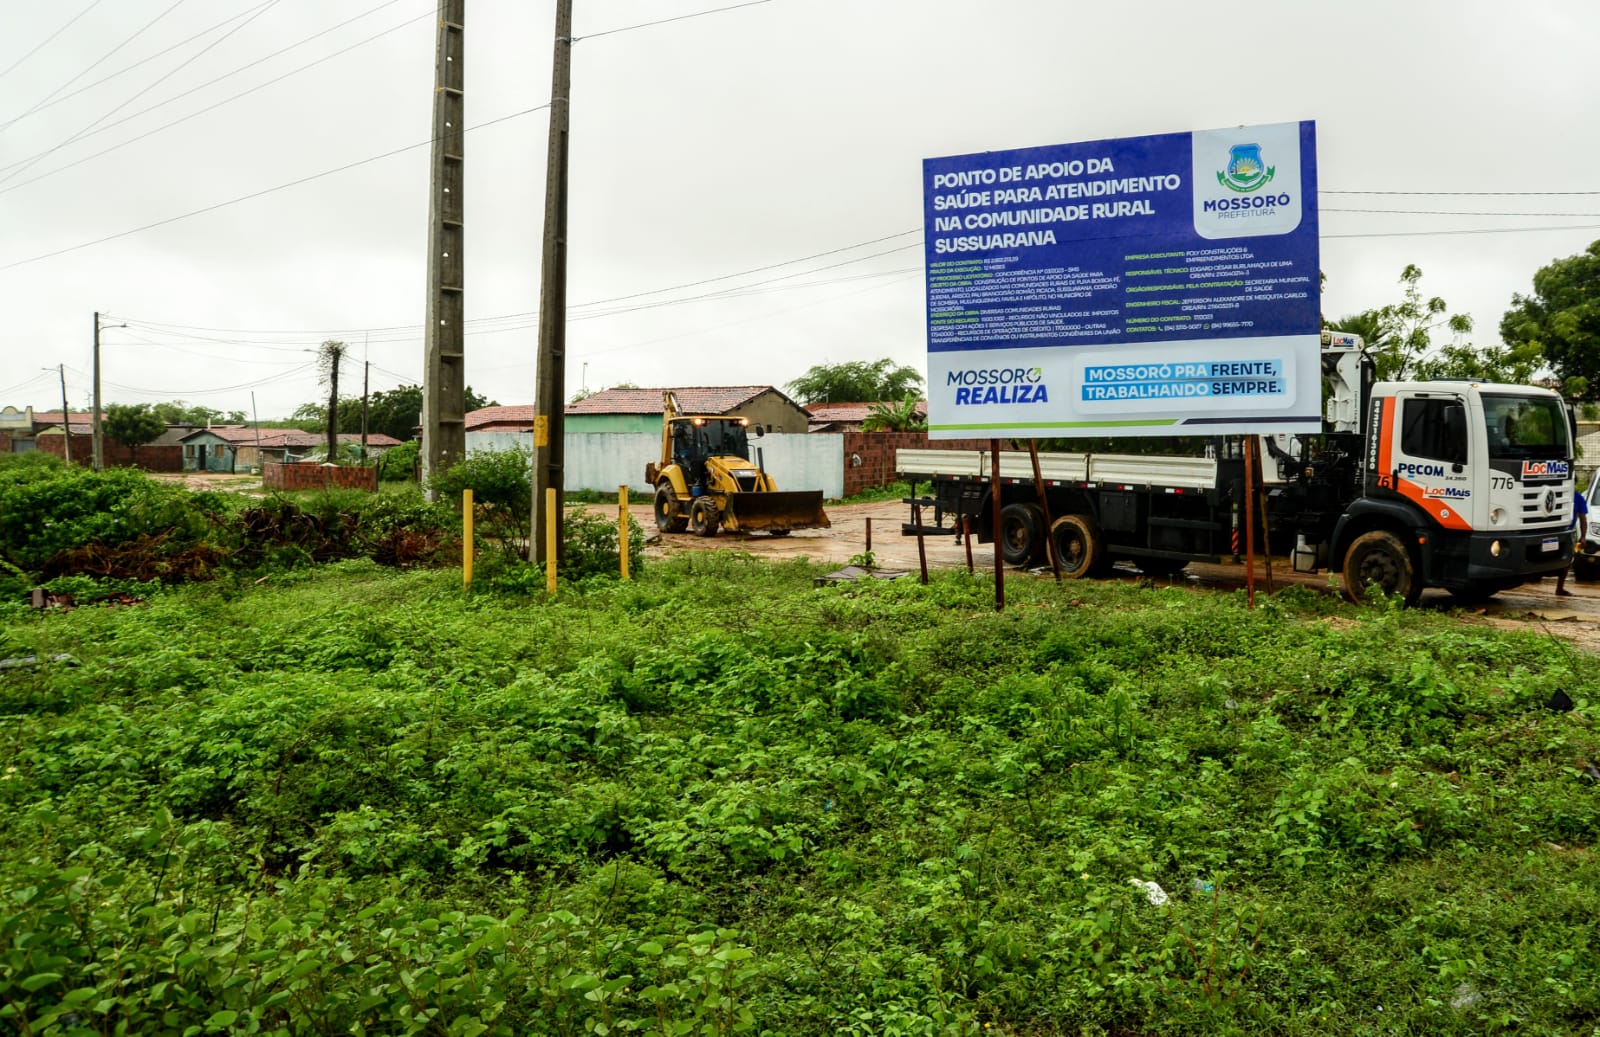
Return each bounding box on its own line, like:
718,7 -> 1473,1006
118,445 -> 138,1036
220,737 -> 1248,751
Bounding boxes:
898,333 -> 1578,604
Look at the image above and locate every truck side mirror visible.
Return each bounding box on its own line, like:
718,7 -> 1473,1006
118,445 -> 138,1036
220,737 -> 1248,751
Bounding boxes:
753,424 -> 766,437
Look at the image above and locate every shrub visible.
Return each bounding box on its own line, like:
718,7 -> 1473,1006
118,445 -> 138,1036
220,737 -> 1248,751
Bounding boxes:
430,447 -> 533,561
377,439 -> 419,481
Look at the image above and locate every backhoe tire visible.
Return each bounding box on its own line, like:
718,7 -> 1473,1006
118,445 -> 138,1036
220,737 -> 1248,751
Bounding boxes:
1000,502 -> 1047,566
1049,514 -> 1107,580
689,498 -> 720,538
654,485 -> 688,533
1342,530 -> 1421,606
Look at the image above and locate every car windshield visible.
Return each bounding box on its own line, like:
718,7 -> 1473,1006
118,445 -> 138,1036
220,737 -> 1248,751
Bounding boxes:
1482,394 -> 1570,461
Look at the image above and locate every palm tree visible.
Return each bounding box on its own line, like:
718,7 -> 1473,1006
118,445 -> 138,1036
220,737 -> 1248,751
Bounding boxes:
317,340 -> 348,463
861,398 -> 927,432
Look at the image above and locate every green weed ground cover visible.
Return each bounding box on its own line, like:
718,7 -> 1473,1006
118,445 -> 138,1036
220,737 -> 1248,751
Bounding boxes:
1,558 -> 1597,1035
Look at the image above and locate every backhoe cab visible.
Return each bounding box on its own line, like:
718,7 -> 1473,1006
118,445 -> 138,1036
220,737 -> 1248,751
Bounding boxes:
646,391 -> 830,537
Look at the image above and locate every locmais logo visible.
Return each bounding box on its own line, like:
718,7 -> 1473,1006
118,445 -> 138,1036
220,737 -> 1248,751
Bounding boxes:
1217,143 -> 1274,193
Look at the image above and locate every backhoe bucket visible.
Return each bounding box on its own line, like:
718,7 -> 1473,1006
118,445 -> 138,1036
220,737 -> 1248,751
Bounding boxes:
720,490 -> 831,533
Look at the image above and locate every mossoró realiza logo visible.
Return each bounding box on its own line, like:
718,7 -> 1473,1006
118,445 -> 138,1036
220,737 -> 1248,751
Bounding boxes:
948,366 -> 1049,405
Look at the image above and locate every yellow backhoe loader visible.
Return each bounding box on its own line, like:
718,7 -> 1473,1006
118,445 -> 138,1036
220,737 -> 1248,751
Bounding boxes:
645,391 -> 830,537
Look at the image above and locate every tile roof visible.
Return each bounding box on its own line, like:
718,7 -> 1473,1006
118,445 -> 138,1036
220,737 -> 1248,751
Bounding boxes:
467,387 -> 792,430
567,386 -> 774,416
465,405 -> 535,431
806,401 -> 927,425
178,427 -> 402,448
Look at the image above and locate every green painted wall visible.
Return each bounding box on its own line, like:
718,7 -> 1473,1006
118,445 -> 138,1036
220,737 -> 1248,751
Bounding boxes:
566,414 -> 658,434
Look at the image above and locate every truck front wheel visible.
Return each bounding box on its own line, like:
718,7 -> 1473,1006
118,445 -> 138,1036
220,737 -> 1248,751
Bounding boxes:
1050,514 -> 1107,579
1342,530 -> 1421,606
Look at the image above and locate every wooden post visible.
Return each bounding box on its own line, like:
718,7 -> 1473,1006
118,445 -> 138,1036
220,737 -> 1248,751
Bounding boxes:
915,503 -> 929,585
991,439 -> 1004,612
1243,437 -> 1257,609
865,516 -> 872,553
618,485 -> 630,580
1253,441 -> 1275,593
1028,440 -> 1061,582
546,487 -> 558,595
963,515 -> 974,573
462,489 -> 474,588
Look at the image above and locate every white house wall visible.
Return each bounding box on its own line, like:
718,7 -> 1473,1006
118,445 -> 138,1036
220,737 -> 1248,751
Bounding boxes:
463,431 -> 845,498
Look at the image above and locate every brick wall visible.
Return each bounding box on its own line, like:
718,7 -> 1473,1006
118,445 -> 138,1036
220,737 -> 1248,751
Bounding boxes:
34,436 -> 182,471
263,462 -> 377,492
841,431 -> 992,496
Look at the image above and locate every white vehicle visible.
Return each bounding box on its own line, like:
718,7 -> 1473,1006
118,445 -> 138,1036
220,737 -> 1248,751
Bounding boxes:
1574,468 -> 1600,582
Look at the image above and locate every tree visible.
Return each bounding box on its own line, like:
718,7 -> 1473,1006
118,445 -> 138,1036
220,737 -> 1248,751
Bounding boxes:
1411,340 -> 1543,385
785,358 -> 923,404
294,385 -> 499,440
1501,239 -> 1600,398
290,402 -> 327,429
1331,265 -> 1473,381
316,340 -> 349,463
861,398 -> 927,432
103,403 -> 165,466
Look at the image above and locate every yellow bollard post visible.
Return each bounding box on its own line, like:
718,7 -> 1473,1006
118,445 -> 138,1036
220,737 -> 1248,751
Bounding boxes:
546,487 -> 558,595
462,489 -> 474,588
618,485 -> 630,580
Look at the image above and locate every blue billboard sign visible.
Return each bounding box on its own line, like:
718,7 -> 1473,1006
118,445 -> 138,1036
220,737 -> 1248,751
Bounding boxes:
923,121 -> 1320,438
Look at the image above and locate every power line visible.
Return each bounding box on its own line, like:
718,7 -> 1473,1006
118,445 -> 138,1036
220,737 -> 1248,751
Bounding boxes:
1324,189 -> 1600,197
1325,222 -> 1600,241
1,0 -> 285,187
0,0 -> 188,138
573,0 -> 779,42
0,0 -> 109,83
0,9 -> 435,195
104,360 -> 316,398
0,103 -> 550,272
5,0 -> 404,130
1325,208 -> 1600,218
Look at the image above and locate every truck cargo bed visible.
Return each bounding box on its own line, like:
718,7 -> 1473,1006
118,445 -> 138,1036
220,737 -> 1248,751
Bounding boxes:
896,448 -> 1217,491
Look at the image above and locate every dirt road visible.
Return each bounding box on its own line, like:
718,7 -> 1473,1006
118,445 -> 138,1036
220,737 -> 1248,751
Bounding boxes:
634,499 -> 1600,652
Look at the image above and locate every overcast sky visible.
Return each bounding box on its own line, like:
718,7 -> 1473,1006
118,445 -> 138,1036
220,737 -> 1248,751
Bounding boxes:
2,0 -> 1598,419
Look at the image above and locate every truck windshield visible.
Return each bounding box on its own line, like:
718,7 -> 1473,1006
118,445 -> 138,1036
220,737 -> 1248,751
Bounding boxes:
1482,394 -> 1570,461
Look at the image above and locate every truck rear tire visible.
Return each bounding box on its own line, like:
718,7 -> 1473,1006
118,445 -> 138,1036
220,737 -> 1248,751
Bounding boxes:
1050,514 -> 1107,579
689,498 -> 719,537
1000,503 -> 1046,566
1342,530 -> 1421,606
654,485 -> 688,533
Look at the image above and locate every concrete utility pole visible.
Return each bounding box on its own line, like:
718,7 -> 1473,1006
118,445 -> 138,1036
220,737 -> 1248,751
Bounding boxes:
530,0 -> 573,563
56,364 -> 72,465
92,311 -> 103,470
361,359 -> 370,463
90,312 -> 124,470
421,0 -> 466,496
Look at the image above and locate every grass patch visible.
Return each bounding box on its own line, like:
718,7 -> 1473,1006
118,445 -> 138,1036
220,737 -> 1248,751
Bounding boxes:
1,561 -> 1596,1033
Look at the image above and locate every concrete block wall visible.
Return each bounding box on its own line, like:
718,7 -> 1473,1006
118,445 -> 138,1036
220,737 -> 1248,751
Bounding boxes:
464,431 -> 848,498
841,432 -> 992,496
263,462 -> 377,492
34,436 -> 183,471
